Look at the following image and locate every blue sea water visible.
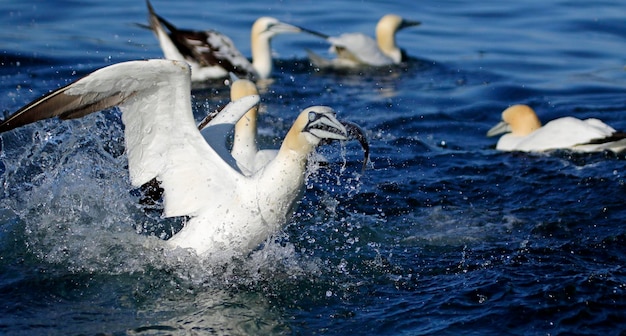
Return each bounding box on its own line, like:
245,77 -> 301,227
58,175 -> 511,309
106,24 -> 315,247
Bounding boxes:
1,0 -> 626,335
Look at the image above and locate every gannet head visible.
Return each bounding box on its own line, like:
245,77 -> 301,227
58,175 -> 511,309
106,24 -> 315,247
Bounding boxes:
376,14 -> 421,63
283,106 -> 348,154
251,17 -> 302,79
252,17 -> 302,40
487,104 -> 543,137
301,106 -> 348,142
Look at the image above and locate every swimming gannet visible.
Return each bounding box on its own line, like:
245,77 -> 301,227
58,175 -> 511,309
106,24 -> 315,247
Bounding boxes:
146,0 -> 301,81
487,104 -> 626,152
301,14 -> 420,69
0,59 -> 368,258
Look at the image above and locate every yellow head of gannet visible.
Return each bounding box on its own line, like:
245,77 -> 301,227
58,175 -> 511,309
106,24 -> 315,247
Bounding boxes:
487,104 -> 542,137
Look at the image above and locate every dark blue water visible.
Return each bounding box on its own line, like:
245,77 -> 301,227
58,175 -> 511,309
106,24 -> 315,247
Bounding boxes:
1,0 -> 626,335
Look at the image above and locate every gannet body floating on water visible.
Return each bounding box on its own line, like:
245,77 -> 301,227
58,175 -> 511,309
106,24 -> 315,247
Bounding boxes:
146,0 -> 301,81
0,59 -> 368,258
487,104 -> 626,152
301,14 -> 420,69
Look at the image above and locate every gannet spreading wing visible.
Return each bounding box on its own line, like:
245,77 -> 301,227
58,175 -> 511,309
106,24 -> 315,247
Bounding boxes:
487,104 -> 626,152
0,59 -> 369,258
146,0 -> 301,81
301,14 -> 420,69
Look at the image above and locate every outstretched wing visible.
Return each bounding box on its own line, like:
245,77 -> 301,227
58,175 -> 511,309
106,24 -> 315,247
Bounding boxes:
0,78 -> 131,133
0,59 -> 259,218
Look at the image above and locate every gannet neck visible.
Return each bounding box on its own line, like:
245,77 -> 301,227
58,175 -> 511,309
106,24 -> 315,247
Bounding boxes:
257,108 -> 345,218
231,79 -> 260,157
376,15 -> 402,63
375,14 -> 420,64
251,18 -> 274,79
281,111 -> 318,163
503,104 -> 542,136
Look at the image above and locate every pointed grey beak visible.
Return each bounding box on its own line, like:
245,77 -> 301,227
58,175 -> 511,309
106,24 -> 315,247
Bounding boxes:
486,121 -> 512,137
267,21 -> 303,34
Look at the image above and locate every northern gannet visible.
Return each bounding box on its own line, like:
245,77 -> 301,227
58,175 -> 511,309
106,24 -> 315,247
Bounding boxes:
0,59 -> 368,258
301,14 -> 420,69
487,104 -> 626,152
145,0 -> 301,81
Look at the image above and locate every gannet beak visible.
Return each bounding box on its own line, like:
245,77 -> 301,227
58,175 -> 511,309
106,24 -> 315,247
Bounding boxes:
295,25 -> 331,39
400,19 -> 421,30
266,21 -> 303,34
487,121 -> 512,137
304,110 -> 348,141
228,72 -> 240,83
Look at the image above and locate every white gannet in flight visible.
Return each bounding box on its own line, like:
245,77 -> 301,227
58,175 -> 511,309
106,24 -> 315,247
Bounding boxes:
145,0 -> 301,81
301,14 -> 420,69
0,59 -> 368,258
487,104 -> 626,152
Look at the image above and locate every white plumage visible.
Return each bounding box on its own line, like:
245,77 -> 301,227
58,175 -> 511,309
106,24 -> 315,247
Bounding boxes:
302,14 -> 420,69
146,0 -> 302,81
487,104 -> 626,152
0,59 -> 366,259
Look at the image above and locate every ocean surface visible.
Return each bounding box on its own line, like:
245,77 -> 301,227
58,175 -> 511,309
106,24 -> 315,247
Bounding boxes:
1,0 -> 626,335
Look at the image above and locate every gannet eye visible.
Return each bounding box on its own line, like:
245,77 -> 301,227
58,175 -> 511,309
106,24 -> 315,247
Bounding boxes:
308,111 -> 318,121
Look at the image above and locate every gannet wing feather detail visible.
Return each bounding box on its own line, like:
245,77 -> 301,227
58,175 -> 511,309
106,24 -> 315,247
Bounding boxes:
0,80 -> 131,133
145,1 -> 302,81
146,0 -> 256,80
0,59 -> 260,218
